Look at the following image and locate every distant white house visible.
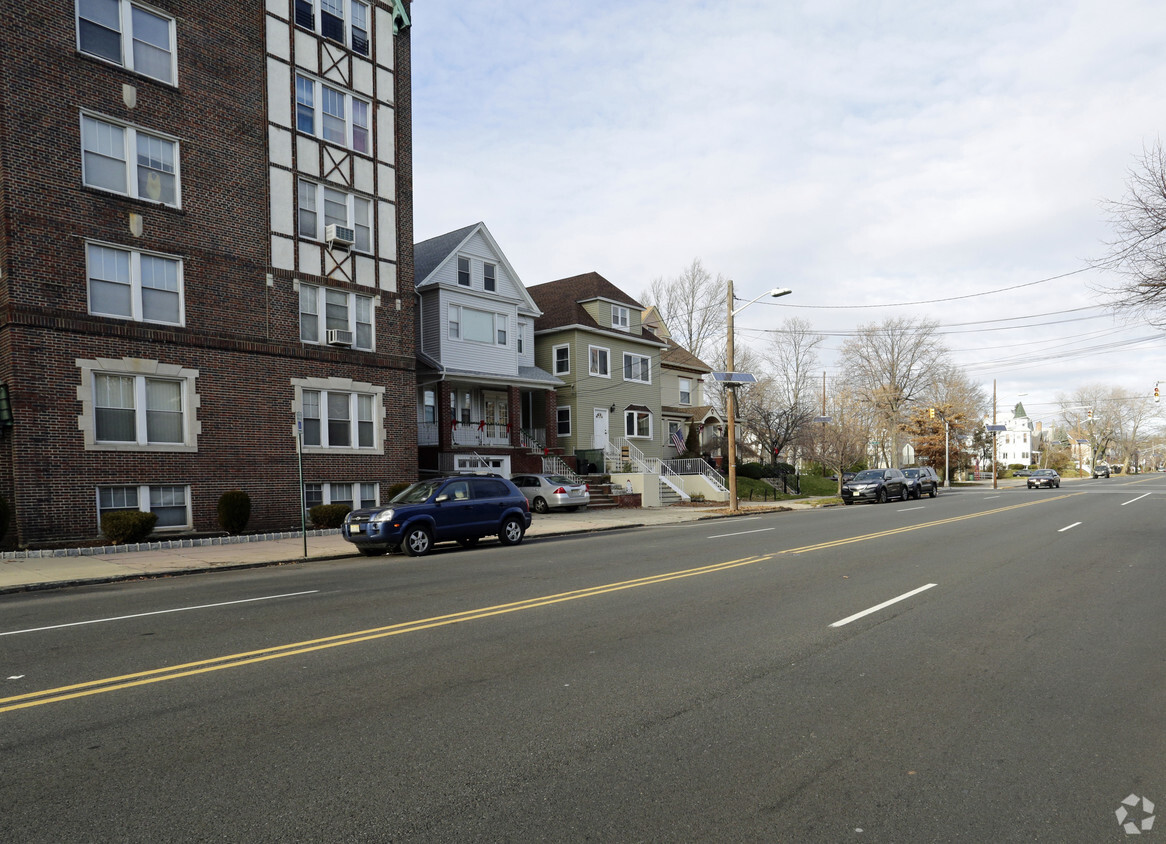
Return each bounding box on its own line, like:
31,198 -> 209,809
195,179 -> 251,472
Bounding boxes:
996,402 -> 1034,466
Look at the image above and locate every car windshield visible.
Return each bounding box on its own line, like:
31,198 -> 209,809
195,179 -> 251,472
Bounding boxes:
1033,470 -> 1056,477
390,480 -> 443,504
903,469 -> 920,477
852,470 -> 883,481
544,475 -> 575,485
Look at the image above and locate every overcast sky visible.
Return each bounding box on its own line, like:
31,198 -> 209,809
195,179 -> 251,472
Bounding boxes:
411,1 -> 1166,427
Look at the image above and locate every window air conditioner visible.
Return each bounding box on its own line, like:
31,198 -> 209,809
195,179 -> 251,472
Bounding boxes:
325,223 -> 355,250
326,328 -> 354,346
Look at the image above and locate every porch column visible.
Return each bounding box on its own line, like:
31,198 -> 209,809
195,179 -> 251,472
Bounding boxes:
438,382 -> 454,451
508,386 -> 521,447
545,390 -> 559,451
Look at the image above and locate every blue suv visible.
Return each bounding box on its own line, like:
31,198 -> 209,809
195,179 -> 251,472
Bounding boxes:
342,475 -> 531,557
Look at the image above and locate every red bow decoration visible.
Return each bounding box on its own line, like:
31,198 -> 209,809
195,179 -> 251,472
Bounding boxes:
506,422 -> 512,433
450,419 -> 458,429
478,419 -> 486,431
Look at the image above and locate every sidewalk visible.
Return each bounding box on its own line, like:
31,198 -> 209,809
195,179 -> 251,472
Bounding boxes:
0,500 -> 815,595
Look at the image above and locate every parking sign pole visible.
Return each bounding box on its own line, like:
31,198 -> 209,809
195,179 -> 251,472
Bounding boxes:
296,411 -> 307,557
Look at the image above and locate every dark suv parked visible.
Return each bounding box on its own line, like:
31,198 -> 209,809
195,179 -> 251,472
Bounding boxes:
902,466 -> 940,499
841,468 -> 909,504
342,475 -> 531,557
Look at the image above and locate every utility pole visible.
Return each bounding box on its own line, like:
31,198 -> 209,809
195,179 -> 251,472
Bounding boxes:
992,379 -> 998,490
726,279 -> 738,513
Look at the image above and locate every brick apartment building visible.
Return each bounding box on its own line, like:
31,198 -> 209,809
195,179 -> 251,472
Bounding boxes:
0,0 -> 415,547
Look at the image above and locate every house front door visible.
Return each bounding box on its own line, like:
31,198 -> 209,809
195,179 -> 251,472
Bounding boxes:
592,408 -> 609,450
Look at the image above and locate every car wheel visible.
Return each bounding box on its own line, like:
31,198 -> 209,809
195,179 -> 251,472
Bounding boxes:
1055,481 -> 1060,488
532,496 -> 550,514
402,525 -> 432,557
928,485 -> 937,498
876,488 -> 887,504
901,485 -> 910,502
498,516 -> 525,546
457,537 -> 479,548
912,486 -> 921,500
357,547 -> 385,557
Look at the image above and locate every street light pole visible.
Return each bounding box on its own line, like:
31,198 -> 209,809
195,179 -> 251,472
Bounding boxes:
726,281 -> 792,513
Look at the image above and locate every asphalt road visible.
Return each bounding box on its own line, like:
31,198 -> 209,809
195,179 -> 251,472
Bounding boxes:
2,477 -> 1163,842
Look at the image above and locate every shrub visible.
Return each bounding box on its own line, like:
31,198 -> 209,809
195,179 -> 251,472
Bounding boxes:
217,489 -> 252,535
737,462 -> 766,480
310,503 -> 351,529
0,494 -> 9,542
101,510 -> 158,544
384,481 -> 412,502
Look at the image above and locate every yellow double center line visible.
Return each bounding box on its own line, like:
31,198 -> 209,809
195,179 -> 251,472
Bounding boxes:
2,493 -> 1082,714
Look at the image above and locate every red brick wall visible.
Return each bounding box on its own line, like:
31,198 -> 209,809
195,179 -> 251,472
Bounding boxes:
0,2 -> 416,546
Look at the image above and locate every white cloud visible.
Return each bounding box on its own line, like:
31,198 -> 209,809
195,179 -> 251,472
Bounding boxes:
412,1 -> 1166,422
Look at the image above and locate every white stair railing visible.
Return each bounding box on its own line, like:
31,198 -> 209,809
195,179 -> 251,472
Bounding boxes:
541,454 -> 581,483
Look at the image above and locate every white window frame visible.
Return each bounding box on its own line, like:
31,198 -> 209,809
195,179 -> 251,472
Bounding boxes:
298,282 -> 375,350
77,358 -> 200,453
297,179 -> 372,252
293,0 -> 370,56
85,241 -> 184,326
449,305 -> 507,347
81,112 -> 181,207
678,377 -> 692,406
293,377 -> 384,454
557,406 -> 571,437
294,73 -> 371,154
97,484 -> 191,531
588,345 -> 610,378
625,409 -> 652,440
483,262 -> 496,292
76,0 -> 178,85
623,352 -> 651,384
553,344 -> 570,375
457,255 -> 471,286
612,304 -> 630,331
303,481 -> 379,511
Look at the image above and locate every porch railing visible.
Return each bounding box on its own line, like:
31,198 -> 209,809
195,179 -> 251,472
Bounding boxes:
663,457 -> 728,493
541,454 -> 581,483
606,438 -> 690,501
452,422 -> 511,447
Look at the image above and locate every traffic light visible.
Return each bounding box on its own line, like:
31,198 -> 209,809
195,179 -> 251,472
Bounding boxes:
929,407 -> 935,419
1087,409 -> 1093,420
1156,384 -> 1160,403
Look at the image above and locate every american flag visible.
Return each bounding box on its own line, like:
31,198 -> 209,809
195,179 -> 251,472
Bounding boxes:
671,429 -> 686,453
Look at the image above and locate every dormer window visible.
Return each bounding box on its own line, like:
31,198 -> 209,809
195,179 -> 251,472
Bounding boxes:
612,304 -> 630,331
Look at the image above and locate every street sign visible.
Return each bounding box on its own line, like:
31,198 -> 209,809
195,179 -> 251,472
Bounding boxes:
986,424 -> 1006,432
711,371 -> 757,384
813,415 -> 832,423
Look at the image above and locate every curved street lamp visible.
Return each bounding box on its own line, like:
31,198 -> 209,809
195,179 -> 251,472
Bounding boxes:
726,282 -> 793,512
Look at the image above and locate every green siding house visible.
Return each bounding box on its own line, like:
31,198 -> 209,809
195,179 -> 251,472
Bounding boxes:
527,273 -> 667,468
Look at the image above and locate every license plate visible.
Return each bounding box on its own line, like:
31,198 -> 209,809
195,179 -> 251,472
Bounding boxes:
351,524 -> 362,533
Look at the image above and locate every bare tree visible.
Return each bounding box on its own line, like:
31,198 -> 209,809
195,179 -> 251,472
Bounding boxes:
736,318 -> 825,465
1096,140 -> 1166,327
807,381 -> 873,494
1058,385 -> 1121,470
839,317 -> 950,468
642,258 -> 727,363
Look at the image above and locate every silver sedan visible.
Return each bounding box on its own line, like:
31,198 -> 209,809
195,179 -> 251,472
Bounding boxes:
509,474 -> 590,513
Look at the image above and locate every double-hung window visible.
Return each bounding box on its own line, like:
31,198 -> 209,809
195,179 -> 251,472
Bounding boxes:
81,113 -> 180,207
623,352 -> 651,384
87,242 -> 182,325
98,484 -> 190,529
76,0 -> 177,84
678,377 -> 692,405
557,406 -> 571,437
553,345 -> 570,375
294,0 -> 371,56
94,373 -> 185,445
484,263 -> 496,291
304,481 -> 378,512
457,256 -> 470,286
589,346 -> 610,378
612,305 -> 630,331
625,410 -> 651,439
294,75 -> 371,154
299,283 -> 374,350
302,390 -> 376,448
297,179 -> 372,251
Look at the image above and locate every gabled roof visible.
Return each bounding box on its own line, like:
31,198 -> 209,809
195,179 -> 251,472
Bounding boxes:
660,338 -> 711,373
527,272 -> 664,346
414,222 -> 541,316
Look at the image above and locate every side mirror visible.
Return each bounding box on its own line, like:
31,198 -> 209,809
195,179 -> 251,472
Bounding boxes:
434,494 -> 450,504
